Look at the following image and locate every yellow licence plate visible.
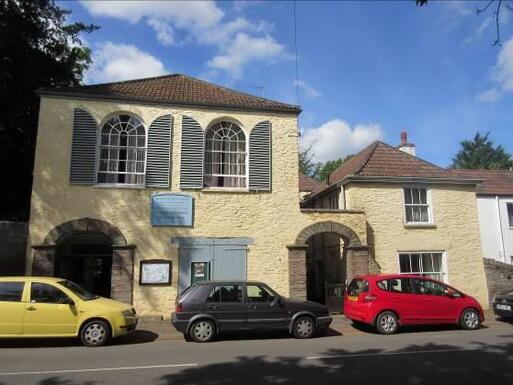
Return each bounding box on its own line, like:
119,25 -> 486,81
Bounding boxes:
348,296 -> 358,302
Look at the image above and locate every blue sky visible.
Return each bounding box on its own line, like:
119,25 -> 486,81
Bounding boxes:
63,1 -> 513,167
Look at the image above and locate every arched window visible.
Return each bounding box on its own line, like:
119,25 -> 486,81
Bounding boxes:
204,121 -> 247,188
97,114 -> 146,185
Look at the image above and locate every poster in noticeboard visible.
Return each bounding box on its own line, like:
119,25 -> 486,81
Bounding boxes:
139,260 -> 172,286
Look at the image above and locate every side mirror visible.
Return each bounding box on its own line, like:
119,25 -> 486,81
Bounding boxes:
445,289 -> 459,299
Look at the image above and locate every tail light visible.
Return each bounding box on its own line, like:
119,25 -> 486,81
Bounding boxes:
175,303 -> 183,313
364,294 -> 377,303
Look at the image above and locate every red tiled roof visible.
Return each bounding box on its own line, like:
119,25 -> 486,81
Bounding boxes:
38,74 -> 301,114
447,169 -> 513,196
299,174 -> 325,193
328,141 -> 452,183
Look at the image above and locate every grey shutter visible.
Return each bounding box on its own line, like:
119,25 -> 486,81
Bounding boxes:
179,116 -> 204,189
69,108 -> 97,185
249,121 -> 271,191
146,114 -> 172,188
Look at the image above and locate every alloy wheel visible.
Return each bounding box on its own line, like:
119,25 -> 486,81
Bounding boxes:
463,310 -> 479,329
84,323 -> 107,346
379,314 -> 397,333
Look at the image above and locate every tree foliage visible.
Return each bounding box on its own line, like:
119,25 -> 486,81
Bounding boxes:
451,132 -> 513,170
316,155 -> 354,182
298,146 -> 353,181
0,0 -> 98,220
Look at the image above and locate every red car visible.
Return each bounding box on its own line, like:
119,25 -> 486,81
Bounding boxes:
344,274 -> 484,334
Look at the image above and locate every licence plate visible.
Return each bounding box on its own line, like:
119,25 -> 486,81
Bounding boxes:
497,304 -> 512,311
348,296 -> 358,302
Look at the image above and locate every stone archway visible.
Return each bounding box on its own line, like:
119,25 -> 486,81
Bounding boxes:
31,218 -> 135,304
287,221 -> 370,300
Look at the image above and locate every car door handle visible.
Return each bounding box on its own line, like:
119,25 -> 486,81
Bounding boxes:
248,305 -> 257,310
208,305 -> 218,310
26,306 -> 37,311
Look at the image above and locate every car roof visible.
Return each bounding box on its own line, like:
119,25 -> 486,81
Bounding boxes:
352,274 -> 434,281
0,276 -> 64,283
194,280 -> 267,286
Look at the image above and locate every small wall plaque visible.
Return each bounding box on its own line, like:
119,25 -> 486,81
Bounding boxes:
151,193 -> 194,227
139,260 -> 172,286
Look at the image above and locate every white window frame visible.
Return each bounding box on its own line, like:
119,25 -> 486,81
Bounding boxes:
203,120 -> 248,189
403,186 -> 434,225
95,114 -> 148,188
397,251 -> 448,283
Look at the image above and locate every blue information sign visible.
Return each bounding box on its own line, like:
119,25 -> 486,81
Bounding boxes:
151,193 -> 194,227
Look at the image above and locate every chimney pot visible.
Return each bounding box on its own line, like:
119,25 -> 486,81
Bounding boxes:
400,131 -> 407,146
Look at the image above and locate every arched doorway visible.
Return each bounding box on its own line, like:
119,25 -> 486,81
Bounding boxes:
288,221 -> 371,313
31,218 -> 135,304
55,232 -> 113,297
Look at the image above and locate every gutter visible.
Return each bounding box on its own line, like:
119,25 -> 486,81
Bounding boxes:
302,175 -> 483,207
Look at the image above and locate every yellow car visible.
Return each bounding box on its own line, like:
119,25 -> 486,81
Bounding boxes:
0,277 -> 137,346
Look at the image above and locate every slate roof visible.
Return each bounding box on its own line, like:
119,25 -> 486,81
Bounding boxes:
37,74 -> 301,114
448,169 -> 513,196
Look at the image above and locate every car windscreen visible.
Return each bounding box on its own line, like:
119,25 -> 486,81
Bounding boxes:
58,280 -> 97,301
347,279 -> 369,296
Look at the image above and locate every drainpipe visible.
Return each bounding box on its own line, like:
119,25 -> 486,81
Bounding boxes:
496,195 -> 507,263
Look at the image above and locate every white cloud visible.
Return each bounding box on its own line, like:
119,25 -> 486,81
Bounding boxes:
294,80 -> 320,98
477,37 -> 513,102
147,18 -> 175,46
207,33 -> 287,78
80,0 -> 287,78
300,119 -> 383,163
85,42 -> 167,84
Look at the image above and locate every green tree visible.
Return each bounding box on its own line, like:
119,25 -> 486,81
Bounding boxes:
298,145 -> 320,177
317,154 -> 354,182
452,132 -> 513,170
0,0 -> 98,220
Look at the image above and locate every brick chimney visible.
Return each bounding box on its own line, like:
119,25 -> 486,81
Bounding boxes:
397,130 -> 416,156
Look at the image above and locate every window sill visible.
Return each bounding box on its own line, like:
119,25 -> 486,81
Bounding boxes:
201,187 -> 250,193
403,223 -> 437,229
93,184 -> 146,190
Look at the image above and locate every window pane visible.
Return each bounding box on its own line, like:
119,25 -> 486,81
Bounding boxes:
347,279 -> 369,295
413,279 -> 445,296
31,283 -> 69,304
508,203 -> 513,227
419,188 -> 427,204
420,206 -> 429,222
432,253 -> 443,272
405,206 -> 413,222
220,285 -> 242,303
404,188 -> 412,204
399,254 -> 411,273
422,253 -> 434,272
410,253 -> 421,272
0,282 -> 24,302
207,286 -> 221,302
246,285 -> 273,302
412,188 -> 420,204
389,278 -> 415,294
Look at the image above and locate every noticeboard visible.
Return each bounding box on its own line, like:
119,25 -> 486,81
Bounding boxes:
151,193 -> 194,227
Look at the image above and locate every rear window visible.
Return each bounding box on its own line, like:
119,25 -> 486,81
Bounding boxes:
0,282 -> 25,302
347,279 -> 369,296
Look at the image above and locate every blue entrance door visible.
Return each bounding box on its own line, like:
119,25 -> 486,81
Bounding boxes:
174,238 -> 251,293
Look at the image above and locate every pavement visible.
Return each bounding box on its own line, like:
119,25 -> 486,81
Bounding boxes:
0,311 -> 512,385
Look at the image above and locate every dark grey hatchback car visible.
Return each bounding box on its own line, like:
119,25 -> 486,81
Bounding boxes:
171,281 -> 332,342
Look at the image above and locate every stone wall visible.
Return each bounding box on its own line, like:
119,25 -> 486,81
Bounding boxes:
0,221 -> 28,275
484,258 -> 513,305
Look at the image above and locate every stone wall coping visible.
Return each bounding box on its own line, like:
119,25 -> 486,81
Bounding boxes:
300,209 -> 365,214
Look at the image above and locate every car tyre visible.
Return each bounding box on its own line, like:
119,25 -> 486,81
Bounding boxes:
80,320 -> 111,347
292,316 -> 315,339
376,311 -> 399,335
460,308 -> 481,330
189,319 -> 215,343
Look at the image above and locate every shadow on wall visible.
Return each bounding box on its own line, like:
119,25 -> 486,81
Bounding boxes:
0,221 -> 28,275
22,338 -> 513,385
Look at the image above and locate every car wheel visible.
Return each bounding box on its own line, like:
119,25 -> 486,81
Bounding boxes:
376,311 -> 398,334
80,320 -> 111,347
189,319 -> 215,342
460,309 -> 480,330
293,316 -> 315,339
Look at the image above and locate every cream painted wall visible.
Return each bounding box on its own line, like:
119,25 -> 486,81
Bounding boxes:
345,182 -> 489,307
28,96 -> 367,315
